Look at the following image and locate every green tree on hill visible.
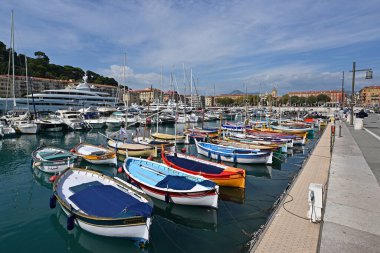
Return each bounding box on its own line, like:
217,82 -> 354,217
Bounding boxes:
0,40 -> 118,86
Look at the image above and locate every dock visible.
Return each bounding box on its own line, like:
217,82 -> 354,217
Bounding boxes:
251,114 -> 380,252
251,124 -> 332,253
319,116 -> 380,252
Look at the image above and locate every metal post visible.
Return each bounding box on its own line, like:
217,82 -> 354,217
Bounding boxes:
341,71 -> 344,108
350,62 -> 356,126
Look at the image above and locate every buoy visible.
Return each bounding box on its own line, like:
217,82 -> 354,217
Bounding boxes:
49,195 -> 57,209
147,156 -> 153,161
181,147 -> 186,153
117,167 -> 123,173
70,148 -> 75,152
165,192 -> 171,204
49,175 -> 57,183
67,214 -> 75,231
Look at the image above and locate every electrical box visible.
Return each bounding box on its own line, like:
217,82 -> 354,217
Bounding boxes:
307,183 -> 323,222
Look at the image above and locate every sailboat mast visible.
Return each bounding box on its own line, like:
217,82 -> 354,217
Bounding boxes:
123,53 -> 129,131
190,69 -> 193,108
11,10 -> 16,107
25,57 -> 29,109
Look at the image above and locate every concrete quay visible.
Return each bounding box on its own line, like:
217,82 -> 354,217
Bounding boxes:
319,116 -> 380,253
251,114 -> 380,253
251,124 -> 332,253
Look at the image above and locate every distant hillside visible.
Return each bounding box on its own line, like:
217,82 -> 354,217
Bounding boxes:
228,89 -> 259,95
229,90 -> 244,94
0,41 -> 118,86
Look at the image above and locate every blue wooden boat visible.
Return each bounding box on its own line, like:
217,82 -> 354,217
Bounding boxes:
194,139 -> 273,164
123,157 -> 219,208
51,168 -> 153,246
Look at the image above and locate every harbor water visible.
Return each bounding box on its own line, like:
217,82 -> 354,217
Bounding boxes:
0,121 -> 321,253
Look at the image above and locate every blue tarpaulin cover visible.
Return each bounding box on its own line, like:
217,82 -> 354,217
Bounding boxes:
69,184 -> 152,218
166,155 -> 223,175
155,175 -> 196,190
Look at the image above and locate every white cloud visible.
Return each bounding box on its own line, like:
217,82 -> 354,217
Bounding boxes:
1,0 -> 379,94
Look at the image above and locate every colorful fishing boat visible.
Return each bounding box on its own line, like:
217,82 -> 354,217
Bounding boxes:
123,157 -> 219,208
185,127 -> 219,138
212,138 -> 285,153
247,128 -> 307,145
194,139 -> 273,164
221,122 -> 248,132
32,146 -> 80,174
133,137 -> 174,150
151,132 -> 186,144
50,168 -> 153,246
71,143 -> 117,165
107,140 -> 157,158
162,151 -> 246,188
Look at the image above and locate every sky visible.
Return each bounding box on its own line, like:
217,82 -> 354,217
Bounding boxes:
1,0 -> 380,95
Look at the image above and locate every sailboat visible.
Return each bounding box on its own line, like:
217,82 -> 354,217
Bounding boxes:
8,11 -> 38,134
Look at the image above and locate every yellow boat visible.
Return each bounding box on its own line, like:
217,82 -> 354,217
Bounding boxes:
151,133 -> 186,144
254,127 -> 308,138
72,143 -> 117,165
213,138 -> 279,151
107,140 -> 157,158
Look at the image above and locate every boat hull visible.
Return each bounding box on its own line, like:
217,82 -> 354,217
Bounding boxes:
162,153 -> 246,188
123,158 -> 219,208
59,205 -> 150,242
195,140 -> 272,164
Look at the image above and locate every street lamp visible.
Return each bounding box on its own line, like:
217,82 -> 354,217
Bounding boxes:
349,61 -> 373,125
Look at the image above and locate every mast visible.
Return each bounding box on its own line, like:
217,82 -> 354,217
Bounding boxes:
25,57 -> 29,109
123,53 -> 129,131
11,10 -> 16,107
190,68 -> 193,108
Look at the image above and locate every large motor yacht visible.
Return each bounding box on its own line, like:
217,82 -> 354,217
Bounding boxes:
0,75 -> 119,113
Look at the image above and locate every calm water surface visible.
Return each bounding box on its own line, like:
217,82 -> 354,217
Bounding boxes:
0,122 -> 321,253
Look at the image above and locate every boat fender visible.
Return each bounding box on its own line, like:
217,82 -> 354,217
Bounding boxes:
49,175 -> 57,183
30,159 -> 34,166
147,156 -> 154,161
174,152 -> 177,157
49,195 -> 57,209
117,167 -> 123,173
181,147 -> 186,153
217,154 -> 221,163
70,148 -> 75,153
208,151 -> 211,159
67,214 -> 76,231
165,192 -> 171,204
233,151 -> 237,163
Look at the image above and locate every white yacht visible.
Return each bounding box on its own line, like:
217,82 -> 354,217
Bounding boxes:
56,109 -> 87,130
0,75 -> 119,112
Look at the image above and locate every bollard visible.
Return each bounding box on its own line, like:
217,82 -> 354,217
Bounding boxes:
339,124 -> 342,137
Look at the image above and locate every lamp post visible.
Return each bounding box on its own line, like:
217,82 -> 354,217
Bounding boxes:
349,61 -> 373,125
341,71 -> 344,108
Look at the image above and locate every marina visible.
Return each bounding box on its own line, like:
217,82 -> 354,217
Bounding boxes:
1,1 -> 379,252
0,118 -> 322,252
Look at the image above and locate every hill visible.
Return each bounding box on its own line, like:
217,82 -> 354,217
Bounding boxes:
229,90 -> 244,94
0,41 -> 118,86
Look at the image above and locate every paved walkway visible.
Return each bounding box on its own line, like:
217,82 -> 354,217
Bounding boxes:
319,120 -> 380,253
349,114 -> 380,184
252,126 -> 332,253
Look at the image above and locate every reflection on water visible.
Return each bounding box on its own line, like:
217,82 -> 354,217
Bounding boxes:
51,208 -> 142,253
152,199 -> 217,231
31,166 -> 53,189
219,187 -> 245,204
0,120 -> 322,253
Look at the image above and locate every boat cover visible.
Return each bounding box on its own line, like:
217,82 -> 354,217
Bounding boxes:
40,151 -> 72,160
155,175 -> 215,190
69,184 -> 152,218
165,156 -> 224,175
